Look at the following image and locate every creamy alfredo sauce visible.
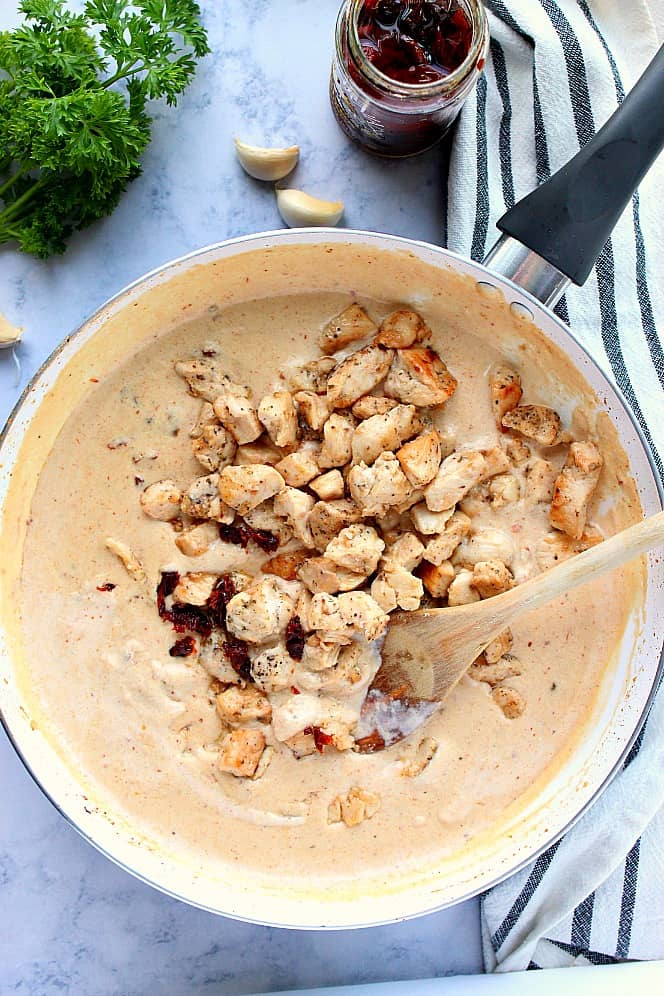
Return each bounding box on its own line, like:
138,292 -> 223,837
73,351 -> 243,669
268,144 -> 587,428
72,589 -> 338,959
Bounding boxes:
13,245 -> 642,883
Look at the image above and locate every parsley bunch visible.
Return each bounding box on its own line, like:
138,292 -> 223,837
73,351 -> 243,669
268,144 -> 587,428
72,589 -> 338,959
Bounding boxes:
0,0 -> 210,258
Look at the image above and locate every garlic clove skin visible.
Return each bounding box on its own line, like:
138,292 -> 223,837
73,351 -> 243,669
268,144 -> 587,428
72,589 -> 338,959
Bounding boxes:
276,189 -> 344,228
0,313 -> 23,348
234,138 -> 300,181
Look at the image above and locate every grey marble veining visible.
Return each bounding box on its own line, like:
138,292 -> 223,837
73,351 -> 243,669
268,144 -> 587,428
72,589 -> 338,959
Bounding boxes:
0,2 -> 480,993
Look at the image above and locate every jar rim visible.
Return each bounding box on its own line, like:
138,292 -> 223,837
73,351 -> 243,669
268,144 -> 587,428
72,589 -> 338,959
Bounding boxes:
342,0 -> 489,98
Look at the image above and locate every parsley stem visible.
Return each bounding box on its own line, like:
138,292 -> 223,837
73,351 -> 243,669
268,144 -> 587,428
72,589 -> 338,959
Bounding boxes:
102,61 -> 140,89
0,177 -> 49,226
0,163 -> 32,202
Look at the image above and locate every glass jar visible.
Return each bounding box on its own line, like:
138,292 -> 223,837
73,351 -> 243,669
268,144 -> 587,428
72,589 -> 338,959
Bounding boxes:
330,0 -> 489,157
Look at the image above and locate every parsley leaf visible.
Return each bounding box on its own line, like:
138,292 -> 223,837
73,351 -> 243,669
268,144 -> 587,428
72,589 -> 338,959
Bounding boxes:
0,0 -> 210,258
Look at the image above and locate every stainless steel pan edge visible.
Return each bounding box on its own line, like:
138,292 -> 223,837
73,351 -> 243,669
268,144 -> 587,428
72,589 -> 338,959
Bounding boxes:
0,227 -> 662,929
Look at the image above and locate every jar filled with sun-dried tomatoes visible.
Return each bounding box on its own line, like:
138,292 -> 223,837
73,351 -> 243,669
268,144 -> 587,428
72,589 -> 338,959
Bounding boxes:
331,0 -> 489,157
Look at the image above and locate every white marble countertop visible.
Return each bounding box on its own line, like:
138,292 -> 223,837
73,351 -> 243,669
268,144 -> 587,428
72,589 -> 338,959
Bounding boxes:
0,1 -> 481,993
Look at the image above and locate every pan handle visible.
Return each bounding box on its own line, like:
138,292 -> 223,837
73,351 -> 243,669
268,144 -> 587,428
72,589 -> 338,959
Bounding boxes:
483,44 -> 664,305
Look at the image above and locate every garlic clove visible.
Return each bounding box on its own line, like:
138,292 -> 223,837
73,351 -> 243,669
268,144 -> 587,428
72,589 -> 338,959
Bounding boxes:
0,313 -> 23,348
276,189 -> 344,228
234,138 -> 300,181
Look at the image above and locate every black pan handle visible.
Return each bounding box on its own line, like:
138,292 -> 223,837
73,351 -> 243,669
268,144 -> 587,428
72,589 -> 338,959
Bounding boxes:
496,44 -> 664,286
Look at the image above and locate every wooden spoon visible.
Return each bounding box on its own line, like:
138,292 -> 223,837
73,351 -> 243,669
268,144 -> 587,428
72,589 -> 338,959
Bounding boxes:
355,510 -> 664,753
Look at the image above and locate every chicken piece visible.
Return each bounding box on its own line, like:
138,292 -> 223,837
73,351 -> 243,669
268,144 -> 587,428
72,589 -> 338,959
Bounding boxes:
189,401 -> 216,439
274,447 -> 320,488
351,395 -> 399,419
286,356 -> 336,393
273,487 -> 316,547
447,568 -> 481,606
307,498 -> 363,551
234,439 -> 282,466
488,363 -> 522,425
218,728 -> 266,778
297,556 -> 365,594
105,537 -> 146,582
382,532 -> 424,571
420,560 -> 455,598
484,628 -> 513,664
243,502 -> 293,545
505,437 -> 531,466
226,576 -> 296,644
320,303 -> 377,355
261,548 -> 310,581
250,644 -> 297,692
489,473 -> 521,507
198,631 -> 242,684
294,391 -> 330,433
550,441 -> 603,539
469,655 -> 522,686
192,424 -> 237,472
337,591 -> 390,641
325,524 -> 385,576
318,412 -> 356,468
423,512 -> 472,566
479,447 -> 511,481
491,685 -> 526,719
502,404 -> 562,446
535,528 -> 603,571
409,502 -> 454,536
307,593 -> 349,640
302,634 -> 343,671
213,393 -> 262,445
371,568 -> 423,612
328,786 -> 381,827
315,642 -> 377,695
216,684 -> 272,724
351,404 -> 423,466
140,479 -> 182,521
284,731 -> 317,758
374,309 -> 430,349
309,469 -> 345,501
525,457 -> 557,505
397,429 -> 442,487
471,560 -> 514,599
181,474 -> 235,523
218,464 -> 285,515
384,346 -> 457,407
458,483 -> 491,518
348,452 -> 413,517
424,450 -> 486,511
172,572 -> 218,606
175,522 -> 218,557
400,737 -> 439,778
175,358 -> 249,403
326,344 -> 394,409
258,391 -> 299,448
454,527 -> 514,568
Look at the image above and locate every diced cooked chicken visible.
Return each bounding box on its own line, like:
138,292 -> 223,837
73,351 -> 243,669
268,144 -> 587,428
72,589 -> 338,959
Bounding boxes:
550,441 -> 603,539
374,309 -> 431,349
325,524 -> 385,576
348,451 -> 413,517
489,473 -> 521,507
286,356 -> 336,393
320,304 -> 377,354
399,737 -> 439,777
140,479 -> 182,521
351,404 -> 423,466
410,502 -> 454,535
234,439 -> 282,466
175,522 -> 218,557
370,568 -> 423,612
454,527 -> 514,567
198,630 -> 242,684
297,556 -> 365,594
382,532 -> 424,571
216,684 -> 272,724
181,474 -> 235,523
175,358 -> 249,403
213,393 -> 262,444
384,346 -> 457,407
250,644 -> 297,691
420,560 -> 455,598
351,395 -> 399,419
479,447 -> 511,480
471,560 -> 514,598
488,363 -> 522,425
225,576 -> 296,644
218,728 -> 266,778
424,450 -> 486,511
294,390 -> 330,433
491,685 -> 526,719
243,502 -> 293,544
261,548 -> 310,581
189,401 -> 216,438
302,634 -> 343,671
423,512 -> 471,565
172,572 -> 218,606
447,568 -> 481,606
326,344 -> 394,409
337,591 -> 390,640
535,528 -> 603,571
273,487 -> 316,546
318,412 -> 355,468
525,457 -> 557,504
505,436 -> 531,466
397,429 -> 442,487
284,731 -> 317,758
328,786 -> 381,827
105,537 -> 146,582
314,642 -> 377,696
275,446 -> 320,487
307,499 -> 363,551
309,469 -> 345,500
258,391 -> 299,448
484,628 -> 513,664
502,404 -> 562,446
307,593 -> 349,640
191,424 -> 237,472
458,483 -> 491,518
469,655 -> 522,686
218,464 -> 285,515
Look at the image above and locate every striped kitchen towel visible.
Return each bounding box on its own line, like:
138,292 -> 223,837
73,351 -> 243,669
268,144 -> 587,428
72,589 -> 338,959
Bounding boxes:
444,0 -> 664,972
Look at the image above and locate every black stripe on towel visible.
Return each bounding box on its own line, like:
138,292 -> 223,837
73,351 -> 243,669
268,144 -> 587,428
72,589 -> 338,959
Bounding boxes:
550,941 -> 619,966
489,36 -> 516,210
491,838 -> 562,950
470,72 -> 490,262
571,890 -> 595,949
616,839 -> 640,958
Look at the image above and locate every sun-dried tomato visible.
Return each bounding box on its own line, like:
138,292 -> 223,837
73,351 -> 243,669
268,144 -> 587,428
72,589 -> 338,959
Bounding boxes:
219,521 -> 279,553
223,637 -> 252,681
206,574 -> 236,628
285,615 -> 305,661
169,636 -> 197,657
157,571 -> 180,617
156,570 -> 213,637
96,582 -> 116,592
291,685 -> 301,695
303,725 -> 334,753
